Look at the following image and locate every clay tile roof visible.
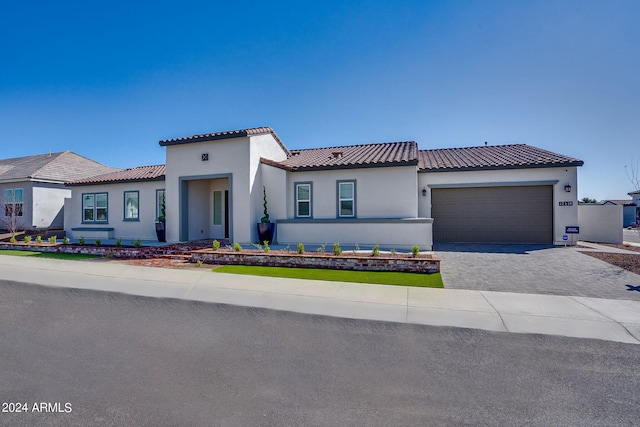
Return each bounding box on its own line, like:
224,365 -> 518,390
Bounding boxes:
418,144 -> 584,172
66,165 -> 165,186
158,126 -> 289,155
262,141 -> 418,171
0,151 -> 119,183
604,199 -> 635,206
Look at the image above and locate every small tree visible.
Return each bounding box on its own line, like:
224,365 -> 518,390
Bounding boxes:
0,191 -> 24,238
625,157 -> 640,191
261,186 -> 270,223
580,197 -> 598,204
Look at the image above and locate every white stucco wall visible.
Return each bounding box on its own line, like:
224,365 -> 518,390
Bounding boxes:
0,181 -> 33,230
248,134 -> 289,241
578,204 -> 623,244
286,166 -> 419,219
164,138 -> 250,242
32,184 -> 70,229
277,219 -> 433,250
260,163 -> 287,223
419,166 -> 579,245
65,181 -> 165,240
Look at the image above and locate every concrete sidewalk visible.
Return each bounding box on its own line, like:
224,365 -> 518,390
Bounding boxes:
1,254 -> 639,345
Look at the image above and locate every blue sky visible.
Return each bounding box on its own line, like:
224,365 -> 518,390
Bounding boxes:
1,0 -> 638,200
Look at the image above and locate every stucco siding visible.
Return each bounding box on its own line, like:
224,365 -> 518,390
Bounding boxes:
420,167 -> 579,245
277,218 -> 433,250
66,181 -> 164,240
286,166 -> 418,219
165,138 -> 251,242
32,184 -> 70,229
578,204 -> 623,244
0,181 -> 33,230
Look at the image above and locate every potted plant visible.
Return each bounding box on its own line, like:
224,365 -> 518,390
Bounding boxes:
257,186 -> 275,244
155,198 -> 166,242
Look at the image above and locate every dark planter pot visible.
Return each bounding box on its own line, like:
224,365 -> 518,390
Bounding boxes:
257,222 -> 275,244
155,222 -> 166,242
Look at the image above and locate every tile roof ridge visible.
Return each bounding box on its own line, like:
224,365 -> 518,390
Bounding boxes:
291,140 -> 416,152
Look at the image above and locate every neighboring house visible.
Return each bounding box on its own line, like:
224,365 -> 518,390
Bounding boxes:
0,151 -> 118,232
62,126 -> 584,248
602,199 -> 638,227
64,165 -> 165,241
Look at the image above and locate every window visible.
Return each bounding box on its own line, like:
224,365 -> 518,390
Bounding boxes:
4,188 -> 23,217
156,189 -> 165,221
337,181 -> 356,217
212,191 -> 222,225
124,191 -> 139,221
82,192 -> 108,223
295,183 -> 312,218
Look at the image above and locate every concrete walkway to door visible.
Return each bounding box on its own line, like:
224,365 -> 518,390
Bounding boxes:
435,242 -> 640,301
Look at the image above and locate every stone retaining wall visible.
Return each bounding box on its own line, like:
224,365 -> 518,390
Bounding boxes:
192,250 -> 440,274
0,243 -> 158,258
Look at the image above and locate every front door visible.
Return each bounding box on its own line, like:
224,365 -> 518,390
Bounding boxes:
210,190 -> 230,239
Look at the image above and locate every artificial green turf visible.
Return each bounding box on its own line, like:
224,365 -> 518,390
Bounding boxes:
0,250 -> 99,260
213,265 -> 443,288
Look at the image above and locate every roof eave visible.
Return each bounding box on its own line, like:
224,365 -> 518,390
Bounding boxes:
418,161 -> 584,173
66,176 -> 166,187
290,160 -> 419,172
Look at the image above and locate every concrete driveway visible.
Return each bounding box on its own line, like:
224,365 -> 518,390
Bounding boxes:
624,228 -> 640,244
435,243 -> 640,301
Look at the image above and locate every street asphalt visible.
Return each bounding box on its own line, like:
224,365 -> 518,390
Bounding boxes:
0,248 -> 639,345
1,280 -> 639,426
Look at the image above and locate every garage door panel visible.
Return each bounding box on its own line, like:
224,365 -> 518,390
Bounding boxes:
432,186 -> 553,243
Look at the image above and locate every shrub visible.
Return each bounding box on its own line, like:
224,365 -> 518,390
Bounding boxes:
233,242 -> 242,252
390,248 -> 397,255
411,245 -> 420,257
9,236 -> 16,243
115,238 -> 122,248
79,237 -> 85,245
316,244 -> 326,253
284,244 -> 291,252
372,244 -> 380,257
333,242 -> 342,256
133,239 -> 142,248
196,260 -> 204,268
297,243 -> 305,254
212,240 -> 220,251
24,235 -> 32,243
263,241 -> 270,253
36,235 -> 42,243
48,236 -> 57,244
95,239 -> 101,246
63,236 -> 70,245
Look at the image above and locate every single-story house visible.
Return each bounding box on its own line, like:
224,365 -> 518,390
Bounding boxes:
64,165 -> 166,240
0,151 -> 118,232
602,199 -> 638,227
63,126 -> 584,248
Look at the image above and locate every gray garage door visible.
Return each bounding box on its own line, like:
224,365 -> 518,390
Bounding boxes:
432,186 -> 553,243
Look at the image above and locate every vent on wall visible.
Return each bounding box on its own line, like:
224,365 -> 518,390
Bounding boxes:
202,153 -> 209,161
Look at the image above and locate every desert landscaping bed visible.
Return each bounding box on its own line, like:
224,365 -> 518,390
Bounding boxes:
580,244 -> 640,276
0,240 -> 440,274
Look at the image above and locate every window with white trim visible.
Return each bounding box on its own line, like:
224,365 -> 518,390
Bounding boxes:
82,193 -> 108,223
295,183 -> 312,218
337,181 -> 355,217
4,188 -> 23,217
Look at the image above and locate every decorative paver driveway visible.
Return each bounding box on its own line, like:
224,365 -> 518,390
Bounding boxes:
435,243 -> 640,301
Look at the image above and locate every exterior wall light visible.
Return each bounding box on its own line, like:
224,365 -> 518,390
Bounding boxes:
564,184 -> 572,193
422,188 -> 427,197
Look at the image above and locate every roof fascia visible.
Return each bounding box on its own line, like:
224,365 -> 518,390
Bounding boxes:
418,161 -> 584,173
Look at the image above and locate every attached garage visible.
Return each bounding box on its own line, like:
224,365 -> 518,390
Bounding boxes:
431,185 -> 553,243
